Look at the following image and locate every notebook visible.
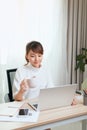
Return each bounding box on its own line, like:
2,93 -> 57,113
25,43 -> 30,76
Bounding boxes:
38,84 -> 78,111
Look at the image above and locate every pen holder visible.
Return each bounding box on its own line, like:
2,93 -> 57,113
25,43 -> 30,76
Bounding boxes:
83,94 -> 87,105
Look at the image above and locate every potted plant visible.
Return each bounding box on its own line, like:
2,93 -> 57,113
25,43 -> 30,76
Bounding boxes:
75,48 -> 87,72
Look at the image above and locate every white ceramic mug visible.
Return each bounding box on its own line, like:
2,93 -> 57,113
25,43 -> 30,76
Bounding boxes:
26,76 -> 38,88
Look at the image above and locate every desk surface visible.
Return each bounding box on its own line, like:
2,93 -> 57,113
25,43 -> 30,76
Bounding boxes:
0,103 -> 87,130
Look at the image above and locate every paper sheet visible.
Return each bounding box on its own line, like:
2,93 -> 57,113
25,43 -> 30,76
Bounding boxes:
0,110 -> 40,122
0,101 -> 25,116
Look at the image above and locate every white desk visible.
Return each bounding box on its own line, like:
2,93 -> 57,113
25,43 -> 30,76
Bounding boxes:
0,103 -> 87,130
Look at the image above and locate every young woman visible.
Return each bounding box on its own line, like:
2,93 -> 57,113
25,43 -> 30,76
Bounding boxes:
13,41 -> 54,101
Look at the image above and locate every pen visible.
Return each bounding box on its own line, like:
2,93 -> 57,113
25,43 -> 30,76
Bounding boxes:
27,103 -> 37,111
8,106 -> 19,108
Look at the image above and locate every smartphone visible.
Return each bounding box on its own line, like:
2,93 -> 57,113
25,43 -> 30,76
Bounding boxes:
18,109 -> 29,115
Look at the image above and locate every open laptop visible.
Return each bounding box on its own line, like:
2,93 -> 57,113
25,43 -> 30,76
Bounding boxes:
38,84 -> 78,111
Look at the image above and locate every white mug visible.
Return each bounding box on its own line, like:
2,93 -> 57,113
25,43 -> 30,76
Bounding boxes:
26,76 -> 38,88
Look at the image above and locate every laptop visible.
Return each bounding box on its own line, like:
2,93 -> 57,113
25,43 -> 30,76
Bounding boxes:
38,84 -> 78,111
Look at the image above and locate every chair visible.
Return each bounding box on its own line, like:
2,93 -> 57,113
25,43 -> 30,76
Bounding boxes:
5,68 -> 17,102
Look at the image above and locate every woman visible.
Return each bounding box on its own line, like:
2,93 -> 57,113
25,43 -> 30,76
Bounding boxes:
13,41 -> 54,101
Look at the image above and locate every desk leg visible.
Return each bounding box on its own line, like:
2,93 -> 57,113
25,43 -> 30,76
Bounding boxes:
82,120 -> 87,130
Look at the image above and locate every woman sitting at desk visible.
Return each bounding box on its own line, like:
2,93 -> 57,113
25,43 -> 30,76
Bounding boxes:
13,41 -> 54,101
12,41 -> 77,130
13,40 -> 77,106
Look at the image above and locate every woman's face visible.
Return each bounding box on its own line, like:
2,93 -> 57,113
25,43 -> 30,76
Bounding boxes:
26,50 -> 43,68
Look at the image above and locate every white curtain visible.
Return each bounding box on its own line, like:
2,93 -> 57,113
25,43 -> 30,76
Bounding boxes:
66,0 -> 87,88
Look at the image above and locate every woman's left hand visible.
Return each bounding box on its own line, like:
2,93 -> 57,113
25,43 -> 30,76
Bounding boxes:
71,98 -> 78,105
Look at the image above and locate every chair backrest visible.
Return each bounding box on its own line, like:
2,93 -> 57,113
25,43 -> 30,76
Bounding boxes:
6,68 -> 17,101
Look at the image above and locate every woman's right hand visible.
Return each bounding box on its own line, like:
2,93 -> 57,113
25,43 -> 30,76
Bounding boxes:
20,79 -> 30,93
14,79 -> 30,101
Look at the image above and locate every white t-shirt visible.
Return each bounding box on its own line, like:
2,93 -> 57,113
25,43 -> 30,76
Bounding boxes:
13,63 -> 54,99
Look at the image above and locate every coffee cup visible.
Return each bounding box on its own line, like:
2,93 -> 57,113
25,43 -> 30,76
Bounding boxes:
26,76 -> 37,88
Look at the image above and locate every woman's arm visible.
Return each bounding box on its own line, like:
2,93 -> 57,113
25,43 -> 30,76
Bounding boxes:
14,79 -> 30,101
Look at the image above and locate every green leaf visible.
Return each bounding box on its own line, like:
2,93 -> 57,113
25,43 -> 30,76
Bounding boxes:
79,62 -> 85,72
75,59 -> 85,72
76,54 -> 85,61
82,48 -> 87,52
75,48 -> 87,72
